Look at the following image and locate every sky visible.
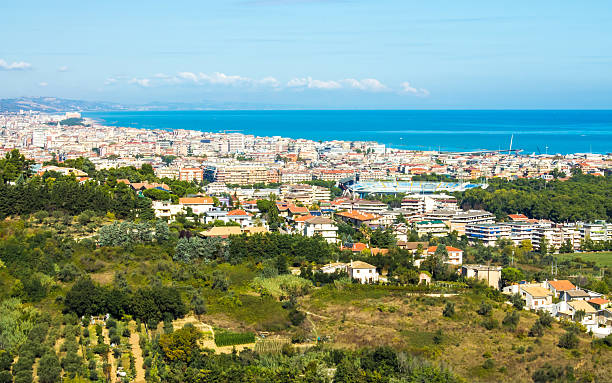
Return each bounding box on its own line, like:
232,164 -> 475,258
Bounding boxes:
1,0 -> 611,109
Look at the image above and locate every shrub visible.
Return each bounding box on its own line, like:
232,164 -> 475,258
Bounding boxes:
481,317 -> 499,330
502,310 -> 520,329
529,321 -> 544,337
532,363 -> 575,383
442,302 -> 455,318
288,309 -> 306,326
0,371 -> 12,383
511,293 -> 524,310
477,301 -> 492,316
482,358 -> 495,370
558,330 -> 579,349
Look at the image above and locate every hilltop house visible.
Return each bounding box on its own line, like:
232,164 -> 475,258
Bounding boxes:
546,280 -> 576,298
347,260 -> 379,284
426,245 -> 463,265
520,286 -> 553,310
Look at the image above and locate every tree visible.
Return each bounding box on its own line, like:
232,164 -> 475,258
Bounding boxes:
559,239 -> 573,254
158,326 -> 202,364
558,330 -> 579,349
64,277 -> 104,317
38,350 -> 61,383
477,301 -> 492,316
501,267 -> 524,287
511,293 -> 524,310
155,219 -> 170,243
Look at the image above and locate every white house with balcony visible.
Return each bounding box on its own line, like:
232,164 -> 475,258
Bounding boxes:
303,216 -> 339,244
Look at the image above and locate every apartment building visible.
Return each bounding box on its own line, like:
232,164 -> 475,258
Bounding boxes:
303,216 -> 339,244
580,221 -> 611,242
280,170 -> 313,183
179,167 -> 204,182
465,223 -> 511,246
214,165 -> 269,185
414,220 -> 449,237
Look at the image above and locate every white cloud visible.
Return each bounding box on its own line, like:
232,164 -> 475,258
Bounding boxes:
0,59 -> 31,70
287,77 -> 342,90
177,71 -> 279,87
38,82 -> 48,87
400,81 -> 430,96
104,77 -> 118,85
58,66 -> 69,72
342,78 -> 388,92
129,78 -> 151,87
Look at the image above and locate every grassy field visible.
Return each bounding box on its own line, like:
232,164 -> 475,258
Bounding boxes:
556,252 -> 612,268
299,285 -> 612,383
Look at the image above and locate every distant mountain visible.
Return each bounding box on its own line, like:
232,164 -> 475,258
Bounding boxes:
0,97 -> 304,113
0,97 -> 127,113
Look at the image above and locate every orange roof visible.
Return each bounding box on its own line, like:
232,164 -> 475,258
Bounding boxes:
508,214 -> 529,221
289,205 -> 310,214
352,242 -> 368,252
294,214 -> 315,222
336,210 -> 380,221
548,280 -> 576,291
228,209 -> 250,216
427,245 -> 463,254
588,298 -> 609,305
179,197 -> 213,205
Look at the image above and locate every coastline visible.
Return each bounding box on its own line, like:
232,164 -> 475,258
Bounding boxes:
84,110 -> 612,155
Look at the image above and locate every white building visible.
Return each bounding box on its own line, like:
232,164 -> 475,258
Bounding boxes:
303,216 -> 339,244
179,197 -> 214,215
152,200 -> 183,221
347,260 -> 379,284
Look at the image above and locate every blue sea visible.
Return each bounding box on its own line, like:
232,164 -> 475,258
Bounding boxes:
84,110 -> 612,154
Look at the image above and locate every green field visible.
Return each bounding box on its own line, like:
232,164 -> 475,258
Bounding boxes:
556,252 -> 612,268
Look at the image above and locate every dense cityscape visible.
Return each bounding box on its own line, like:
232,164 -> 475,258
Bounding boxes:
0,108 -> 610,382
2,1 -> 612,382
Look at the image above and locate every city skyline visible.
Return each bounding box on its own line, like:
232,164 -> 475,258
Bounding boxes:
1,1 -> 612,109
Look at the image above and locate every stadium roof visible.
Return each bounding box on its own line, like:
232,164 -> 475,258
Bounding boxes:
345,180 -> 487,195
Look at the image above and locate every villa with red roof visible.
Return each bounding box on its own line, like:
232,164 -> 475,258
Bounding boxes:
546,280 -> 576,298
426,245 -> 463,265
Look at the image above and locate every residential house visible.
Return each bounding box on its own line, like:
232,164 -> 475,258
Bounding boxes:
347,260 -> 379,284
226,209 -> 253,227
152,200 -> 183,222
588,298 -> 610,310
465,223 -> 511,246
426,245 -> 463,266
320,262 -> 347,274
461,264 -> 502,290
566,300 -> 598,331
303,216 -> 339,244
520,286 -> 553,310
546,280 -> 576,298
178,196 -> 214,215
335,210 -> 381,227
560,289 -> 591,302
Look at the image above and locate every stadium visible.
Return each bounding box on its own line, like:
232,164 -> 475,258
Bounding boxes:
342,179 -> 488,197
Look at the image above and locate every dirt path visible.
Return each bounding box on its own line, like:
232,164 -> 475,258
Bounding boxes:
102,327 -> 117,382
128,322 -> 146,383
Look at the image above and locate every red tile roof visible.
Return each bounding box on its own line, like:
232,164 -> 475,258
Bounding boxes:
228,209 -> 250,216
548,280 -> 576,291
